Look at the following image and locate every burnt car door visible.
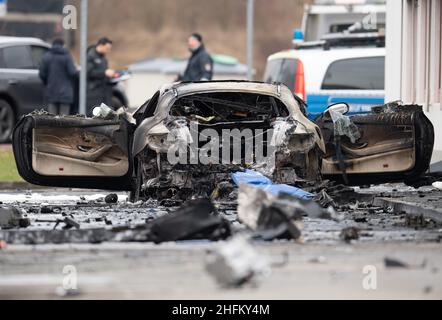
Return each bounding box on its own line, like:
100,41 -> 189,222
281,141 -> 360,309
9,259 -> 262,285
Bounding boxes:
13,114 -> 134,191
315,102 -> 434,185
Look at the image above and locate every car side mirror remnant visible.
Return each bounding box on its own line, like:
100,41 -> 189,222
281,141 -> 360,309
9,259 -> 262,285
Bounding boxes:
327,103 -> 349,115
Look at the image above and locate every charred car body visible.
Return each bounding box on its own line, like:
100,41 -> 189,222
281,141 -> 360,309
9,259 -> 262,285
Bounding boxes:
12,81 -> 434,200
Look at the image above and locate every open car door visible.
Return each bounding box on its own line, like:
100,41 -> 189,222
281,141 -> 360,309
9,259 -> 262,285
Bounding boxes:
315,103 -> 434,185
13,114 -> 134,191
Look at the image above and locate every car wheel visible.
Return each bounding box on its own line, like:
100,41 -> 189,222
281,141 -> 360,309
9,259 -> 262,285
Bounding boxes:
0,99 -> 15,143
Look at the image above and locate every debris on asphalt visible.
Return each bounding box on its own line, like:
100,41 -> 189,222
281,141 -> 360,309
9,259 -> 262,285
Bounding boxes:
432,181 -> 442,190
105,193 -> 119,204
339,227 -> 360,243
205,236 -> 270,288
40,205 -> 54,214
54,217 -> 81,230
309,256 -> 327,264
0,207 -> 31,229
148,198 -> 231,243
384,257 -> 410,268
237,184 -> 303,241
313,189 -> 336,208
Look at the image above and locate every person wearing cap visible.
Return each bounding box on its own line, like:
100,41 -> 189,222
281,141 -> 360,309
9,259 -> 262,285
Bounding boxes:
178,33 -> 213,82
86,37 -> 116,115
39,38 -> 78,115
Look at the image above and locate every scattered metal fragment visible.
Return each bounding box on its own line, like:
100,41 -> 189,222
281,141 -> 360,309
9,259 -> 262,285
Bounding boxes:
238,184 -> 303,241
54,217 -> 80,230
205,236 -> 270,288
148,198 -> 231,243
0,207 -> 31,229
339,227 -> 360,243
105,194 -> 119,204
383,256 -> 427,269
40,205 -> 54,214
309,256 -> 327,264
313,189 -> 336,208
384,257 -> 409,268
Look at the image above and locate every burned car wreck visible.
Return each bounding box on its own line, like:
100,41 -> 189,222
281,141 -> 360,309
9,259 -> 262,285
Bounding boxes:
12,81 -> 434,201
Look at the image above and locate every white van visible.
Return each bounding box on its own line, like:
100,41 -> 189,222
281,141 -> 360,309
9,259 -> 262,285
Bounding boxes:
264,38 -> 385,120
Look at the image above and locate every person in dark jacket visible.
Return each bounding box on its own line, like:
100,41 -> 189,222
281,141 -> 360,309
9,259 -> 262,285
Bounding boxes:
86,37 -> 116,115
39,38 -> 78,115
179,33 -> 213,82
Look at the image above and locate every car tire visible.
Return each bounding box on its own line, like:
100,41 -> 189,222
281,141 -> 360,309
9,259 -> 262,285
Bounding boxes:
0,99 -> 15,144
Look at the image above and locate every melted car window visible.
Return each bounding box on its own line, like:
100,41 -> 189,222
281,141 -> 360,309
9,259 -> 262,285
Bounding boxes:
170,92 -> 289,122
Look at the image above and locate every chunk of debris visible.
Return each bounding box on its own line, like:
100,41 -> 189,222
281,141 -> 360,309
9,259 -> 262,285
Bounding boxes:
384,257 -> 409,268
0,207 -> 31,229
313,189 -> 336,208
40,205 -> 53,214
432,181 -> 442,190
0,240 -> 6,249
309,256 -> 327,264
339,227 -> 360,243
54,217 -> 80,230
238,184 -> 303,241
105,193 -> 118,204
148,198 -> 231,243
205,236 -> 270,288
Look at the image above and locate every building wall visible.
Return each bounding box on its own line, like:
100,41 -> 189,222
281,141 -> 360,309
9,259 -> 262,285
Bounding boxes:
386,0 -> 442,167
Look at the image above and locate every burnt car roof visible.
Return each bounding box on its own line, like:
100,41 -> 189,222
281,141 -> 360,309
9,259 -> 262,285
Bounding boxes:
132,81 -> 325,156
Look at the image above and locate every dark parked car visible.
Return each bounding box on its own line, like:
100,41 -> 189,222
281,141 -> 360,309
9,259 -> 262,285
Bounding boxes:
0,36 -> 128,143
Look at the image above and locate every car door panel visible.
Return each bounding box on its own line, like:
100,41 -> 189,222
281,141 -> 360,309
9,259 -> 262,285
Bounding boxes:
315,104 -> 434,185
13,115 -> 134,191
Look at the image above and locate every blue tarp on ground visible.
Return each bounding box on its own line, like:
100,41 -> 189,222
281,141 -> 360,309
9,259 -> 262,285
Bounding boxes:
231,170 -> 314,200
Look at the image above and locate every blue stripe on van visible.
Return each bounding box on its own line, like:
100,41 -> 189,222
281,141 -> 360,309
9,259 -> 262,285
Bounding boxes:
306,94 -> 384,120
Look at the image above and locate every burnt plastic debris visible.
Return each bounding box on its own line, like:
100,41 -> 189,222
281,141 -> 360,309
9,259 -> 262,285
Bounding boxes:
105,193 -> 119,204
238,185 -> 304,241
239,184 -> 344,241
0,207 -> 31,229
40,205 -> 54,214
54,217 -> 81,230
384,257 -> 410,268
339,227 -> 360,243
205,236 -> 270,287
148,198 -> 231,243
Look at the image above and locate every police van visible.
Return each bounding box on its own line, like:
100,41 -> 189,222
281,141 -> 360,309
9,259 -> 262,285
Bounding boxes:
264,32 -> 385,120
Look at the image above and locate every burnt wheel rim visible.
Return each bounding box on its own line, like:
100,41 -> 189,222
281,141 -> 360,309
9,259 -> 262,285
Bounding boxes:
0,102 -> 14,142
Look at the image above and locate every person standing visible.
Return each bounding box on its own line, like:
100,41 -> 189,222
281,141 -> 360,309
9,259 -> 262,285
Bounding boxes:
86,37 -> 116,115
178,33 -> 213,82
39,38 -> 78,115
